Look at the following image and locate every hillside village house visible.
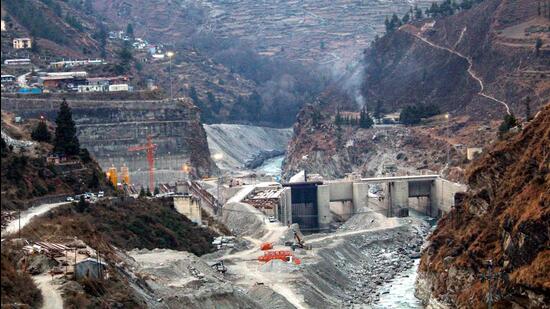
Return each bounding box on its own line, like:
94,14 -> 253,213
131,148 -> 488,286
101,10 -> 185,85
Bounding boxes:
77,84 -> 106,93
75,258 -> 107,280
1,75 -> 15,83
39,71 -> 88,89
1,20 -> 6,32
13,38 -> 32,49
49,59 -> 105,69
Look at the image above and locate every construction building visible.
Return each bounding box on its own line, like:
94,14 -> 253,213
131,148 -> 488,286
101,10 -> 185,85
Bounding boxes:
13,38 -> 32,49
75,258 -> 107,280
244,185 -> 291,218
49,59 -> 105,69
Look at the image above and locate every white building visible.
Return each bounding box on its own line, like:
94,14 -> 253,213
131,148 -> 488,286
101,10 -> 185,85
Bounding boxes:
13,38 -> 32,49
77,84 -> 106,93
108,84 -> 129,92
1,20 -> 6,32
4,58 -> 31,66
1,75 -> 16,83
45,71 -> 88,78
49,59 -> 104,69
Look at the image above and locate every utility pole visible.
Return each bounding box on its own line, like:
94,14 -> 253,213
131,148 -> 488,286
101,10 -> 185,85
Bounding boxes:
97,250 -> 101,280
217,176 -> 222,216
65,250 -> 68,274
74,248 -> 77,279
18,210 -> 21,239
480,259 -> 504,309
166,51 -> 175,101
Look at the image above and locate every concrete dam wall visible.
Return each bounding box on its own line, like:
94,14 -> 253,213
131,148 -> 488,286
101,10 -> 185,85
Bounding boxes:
2,97 -> 217,187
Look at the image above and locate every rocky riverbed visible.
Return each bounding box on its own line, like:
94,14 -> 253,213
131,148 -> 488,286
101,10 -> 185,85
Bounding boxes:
294,215 -> 431,307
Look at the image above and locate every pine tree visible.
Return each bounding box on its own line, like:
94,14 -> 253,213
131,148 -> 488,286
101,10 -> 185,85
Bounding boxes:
76,195 -> 88,213
54,99 -> 80,156
154,187 -> 160,195
402,13 -> 410,24
335,122 -> 343,147
31,121 -> 51,142
139,187 -> 146,198
498,114 -> 518,135
335,109 -> 343,125
359,108 -> 374,128
374,100 -> 384,122
126,23 -> 134,39
414,5 -> 423,19
535,38 -> 543,56
115,43 -> 133,74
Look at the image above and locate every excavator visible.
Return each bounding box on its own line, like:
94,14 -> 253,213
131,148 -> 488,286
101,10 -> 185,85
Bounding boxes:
290,229 -> 312,250
210,261 -> 227,274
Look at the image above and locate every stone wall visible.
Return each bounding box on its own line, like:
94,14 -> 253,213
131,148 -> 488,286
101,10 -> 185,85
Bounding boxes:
2,97 -> 217,186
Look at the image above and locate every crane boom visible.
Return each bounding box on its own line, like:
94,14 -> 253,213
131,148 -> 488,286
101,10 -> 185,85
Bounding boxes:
128,135 -> 157,190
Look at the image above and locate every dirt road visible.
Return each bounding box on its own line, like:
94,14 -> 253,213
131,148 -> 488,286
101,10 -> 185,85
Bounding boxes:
33,274 -> 63,309
1,202 -> 68,237
411,27 -> 511,115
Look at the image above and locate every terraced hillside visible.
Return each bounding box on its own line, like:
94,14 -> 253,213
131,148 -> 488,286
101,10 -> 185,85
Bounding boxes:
361,0 -> 549,118
94,0 -> 435,65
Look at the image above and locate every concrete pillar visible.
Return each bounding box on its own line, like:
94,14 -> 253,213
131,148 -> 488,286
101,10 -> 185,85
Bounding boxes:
389,181 -> 409,217
352,182 -> 369,213
430,178 -> 467,217
317,185 -> 331,232
284,187 -> 292,225
430,180 -> 441,217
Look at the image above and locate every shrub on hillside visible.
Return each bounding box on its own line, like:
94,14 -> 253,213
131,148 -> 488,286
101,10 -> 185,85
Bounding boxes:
0,246 -> 42,308
400,104 -> 441,125
31,121 -> 51,143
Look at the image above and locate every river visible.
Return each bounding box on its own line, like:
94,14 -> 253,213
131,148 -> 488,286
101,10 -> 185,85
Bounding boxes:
373,259 -> 423,308
254,155 -> 285,177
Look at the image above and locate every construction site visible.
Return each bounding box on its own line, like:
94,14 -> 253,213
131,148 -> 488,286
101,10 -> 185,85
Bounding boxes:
114,165 -> 464,308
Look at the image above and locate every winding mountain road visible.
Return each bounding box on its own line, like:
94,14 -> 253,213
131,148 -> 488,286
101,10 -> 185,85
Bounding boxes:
1,202 -> 68,238
411,27 -> 511,115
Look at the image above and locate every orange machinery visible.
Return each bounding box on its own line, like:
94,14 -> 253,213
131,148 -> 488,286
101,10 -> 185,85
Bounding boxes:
260,242 -> 273,251
128,135 -> 157,190
258,250 -> 301,265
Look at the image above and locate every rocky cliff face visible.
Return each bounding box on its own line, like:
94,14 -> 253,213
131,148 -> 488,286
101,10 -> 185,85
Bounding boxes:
282,88 -> 478,180
2,97 -> 217,185
416,104 -> 550,308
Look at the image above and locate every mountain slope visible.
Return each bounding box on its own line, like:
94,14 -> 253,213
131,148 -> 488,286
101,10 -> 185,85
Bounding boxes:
416,104 -> 550,308
283,0 -> 549,179
1,0 -> 106,59
361,0 -> 549,119
1,113 -> 111,211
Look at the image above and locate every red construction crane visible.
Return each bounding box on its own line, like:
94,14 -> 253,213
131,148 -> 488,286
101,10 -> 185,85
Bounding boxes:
128,135 -> 157,190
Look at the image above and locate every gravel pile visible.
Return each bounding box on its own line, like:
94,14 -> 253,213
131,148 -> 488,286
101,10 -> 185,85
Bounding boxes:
259,259 -> 299,273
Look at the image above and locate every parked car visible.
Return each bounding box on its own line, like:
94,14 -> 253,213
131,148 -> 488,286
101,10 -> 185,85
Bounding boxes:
66,196 -> 74,202
268,216 -> 277,223
97,191 -> 105,198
